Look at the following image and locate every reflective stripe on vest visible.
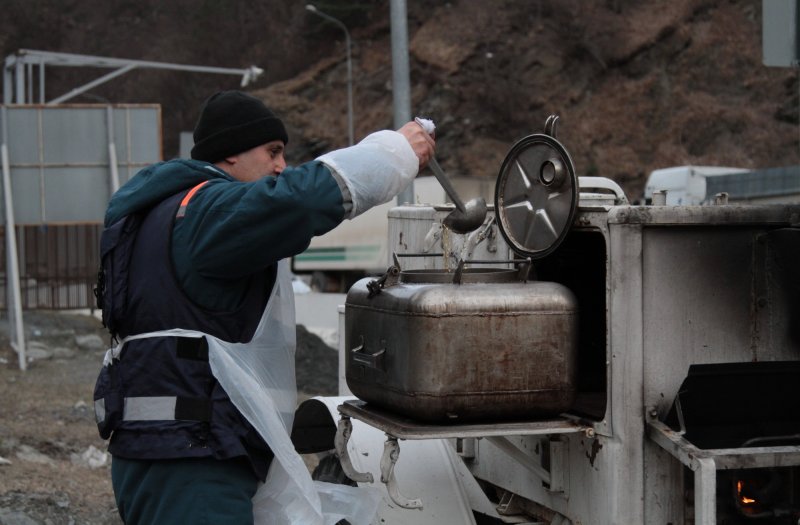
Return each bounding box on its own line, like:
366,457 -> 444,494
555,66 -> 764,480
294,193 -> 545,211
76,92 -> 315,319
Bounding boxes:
94,398 -> 105,424
122,396 -> 213,421
175,180 -> 210,219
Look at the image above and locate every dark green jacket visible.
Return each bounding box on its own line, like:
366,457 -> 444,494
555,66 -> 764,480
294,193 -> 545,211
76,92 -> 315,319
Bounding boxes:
105,158 -> 345,310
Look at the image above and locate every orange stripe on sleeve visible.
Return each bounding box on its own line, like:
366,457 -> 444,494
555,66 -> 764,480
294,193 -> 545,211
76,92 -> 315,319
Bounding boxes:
180,180 -> 210,207
176,181 -> 210,219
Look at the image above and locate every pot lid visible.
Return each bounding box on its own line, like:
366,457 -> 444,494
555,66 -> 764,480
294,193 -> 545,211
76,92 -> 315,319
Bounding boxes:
494,115 -> 578,259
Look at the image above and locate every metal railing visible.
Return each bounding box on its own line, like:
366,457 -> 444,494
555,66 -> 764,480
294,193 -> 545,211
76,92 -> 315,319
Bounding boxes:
0,224 -> 100,310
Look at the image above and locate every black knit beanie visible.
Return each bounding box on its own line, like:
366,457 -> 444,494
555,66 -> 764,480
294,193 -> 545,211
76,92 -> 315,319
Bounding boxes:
190,90 -> 288,163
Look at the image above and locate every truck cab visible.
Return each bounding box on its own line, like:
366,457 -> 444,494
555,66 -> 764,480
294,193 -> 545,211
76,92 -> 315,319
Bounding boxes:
643,165 -> 749,205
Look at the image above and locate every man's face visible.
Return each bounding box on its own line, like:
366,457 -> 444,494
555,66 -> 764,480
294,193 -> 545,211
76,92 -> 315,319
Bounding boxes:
220,140 -> 287,182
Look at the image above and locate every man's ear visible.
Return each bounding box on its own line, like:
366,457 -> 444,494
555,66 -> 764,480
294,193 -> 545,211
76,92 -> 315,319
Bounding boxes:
223,154 -> 238,165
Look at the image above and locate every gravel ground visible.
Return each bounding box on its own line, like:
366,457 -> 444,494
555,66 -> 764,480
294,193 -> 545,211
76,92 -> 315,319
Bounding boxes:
0,310 -> 338,525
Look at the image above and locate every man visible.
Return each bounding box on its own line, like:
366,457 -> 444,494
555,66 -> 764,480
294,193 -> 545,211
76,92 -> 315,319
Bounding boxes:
93,90 -> 435,524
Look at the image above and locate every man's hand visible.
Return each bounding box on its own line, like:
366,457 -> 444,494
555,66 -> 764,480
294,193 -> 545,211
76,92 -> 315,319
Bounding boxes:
397,121 -> 435,169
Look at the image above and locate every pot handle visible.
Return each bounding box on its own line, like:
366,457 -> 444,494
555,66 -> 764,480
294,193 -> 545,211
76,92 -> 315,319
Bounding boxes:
351,336 -> 385,371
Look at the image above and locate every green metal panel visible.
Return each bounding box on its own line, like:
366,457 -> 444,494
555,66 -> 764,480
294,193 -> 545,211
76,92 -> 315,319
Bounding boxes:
294,244 -> 382,264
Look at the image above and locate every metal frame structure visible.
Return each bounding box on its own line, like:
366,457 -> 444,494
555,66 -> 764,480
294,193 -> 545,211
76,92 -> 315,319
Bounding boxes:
646,411 -> 800,524
3,49 -> 263,105
336,399 -> 591,510
1,50 -> 263,371
0,104 -> 160,370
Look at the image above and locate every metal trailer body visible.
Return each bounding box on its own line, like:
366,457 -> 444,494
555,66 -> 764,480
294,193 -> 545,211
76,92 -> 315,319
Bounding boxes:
320,191 -> 800,525
456,201 -> 798,524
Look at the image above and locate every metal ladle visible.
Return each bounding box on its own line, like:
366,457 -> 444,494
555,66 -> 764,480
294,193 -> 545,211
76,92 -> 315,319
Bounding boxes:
427,157 -> 488,233
415,118 -> 488,234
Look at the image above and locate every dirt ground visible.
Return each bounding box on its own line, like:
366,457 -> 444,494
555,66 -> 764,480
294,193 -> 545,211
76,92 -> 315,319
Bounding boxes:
0,310 -> 338,525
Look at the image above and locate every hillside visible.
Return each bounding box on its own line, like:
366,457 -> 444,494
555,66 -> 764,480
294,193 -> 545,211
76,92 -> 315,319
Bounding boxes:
258,0 -> 800,199
2,0 -> 797,200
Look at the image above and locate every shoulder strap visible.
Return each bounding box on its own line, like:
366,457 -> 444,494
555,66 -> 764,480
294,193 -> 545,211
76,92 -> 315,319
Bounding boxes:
95,212 -> 146,342
176,181 -> 210,219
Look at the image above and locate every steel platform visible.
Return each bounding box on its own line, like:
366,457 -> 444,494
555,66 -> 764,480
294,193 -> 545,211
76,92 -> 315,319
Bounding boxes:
337,399 -> 592,440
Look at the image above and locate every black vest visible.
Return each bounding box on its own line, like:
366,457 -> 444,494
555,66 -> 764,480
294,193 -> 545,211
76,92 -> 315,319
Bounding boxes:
94,188 -> 277,480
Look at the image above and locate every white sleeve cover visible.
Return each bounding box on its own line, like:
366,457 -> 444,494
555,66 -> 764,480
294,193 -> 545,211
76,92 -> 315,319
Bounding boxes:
317,130 -> 419,219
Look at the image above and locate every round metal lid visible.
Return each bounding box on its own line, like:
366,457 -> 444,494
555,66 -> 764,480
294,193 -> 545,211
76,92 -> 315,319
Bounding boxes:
494,130 -> 578,259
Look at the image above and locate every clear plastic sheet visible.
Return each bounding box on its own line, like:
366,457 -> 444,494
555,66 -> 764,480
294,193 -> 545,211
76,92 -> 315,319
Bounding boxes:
107,261 -> 377,524
209,260 -> 338,524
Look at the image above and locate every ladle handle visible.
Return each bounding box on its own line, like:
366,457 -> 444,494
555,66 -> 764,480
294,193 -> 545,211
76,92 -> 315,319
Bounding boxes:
427,157 -> 467,213
414,117 -> 467,213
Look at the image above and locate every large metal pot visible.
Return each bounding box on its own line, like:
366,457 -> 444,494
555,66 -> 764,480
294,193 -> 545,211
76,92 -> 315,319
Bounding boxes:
344,267 -> 579,422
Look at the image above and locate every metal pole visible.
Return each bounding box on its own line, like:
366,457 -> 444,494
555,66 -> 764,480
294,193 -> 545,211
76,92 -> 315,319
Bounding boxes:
1,106 -> 26,370
391,0 -> 414,205
6,49 -> 264,104
345,30 -> 353,146
14,60 -> 24,104
306,5 -> 354,145
106,106 -> 120,195
3,56 -> 12,104
695,457 -> 717,525
13,49 -> 261,79
26,63 -> 33,104
48,64 -> 137,105
390,0 -> 411,128
39,60 -> 45,104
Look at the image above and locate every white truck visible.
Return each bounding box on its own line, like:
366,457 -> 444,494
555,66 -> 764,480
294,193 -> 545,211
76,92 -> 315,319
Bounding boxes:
643,164 -> 800,205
